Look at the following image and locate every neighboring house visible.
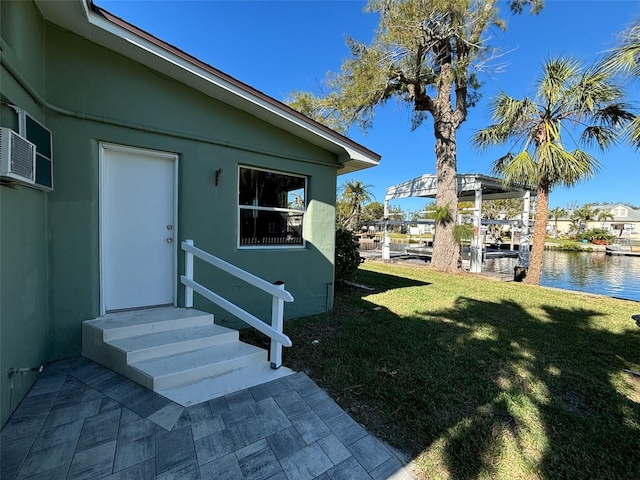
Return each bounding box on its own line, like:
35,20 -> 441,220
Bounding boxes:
0,0 -> 379,426
553,204 -> 640,240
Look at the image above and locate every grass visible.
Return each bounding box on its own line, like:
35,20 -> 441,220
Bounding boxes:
242,261 -> 640,479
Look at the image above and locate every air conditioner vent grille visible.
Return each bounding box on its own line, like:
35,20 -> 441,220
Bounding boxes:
10,131 -> 36,179
0,127 -> 36,184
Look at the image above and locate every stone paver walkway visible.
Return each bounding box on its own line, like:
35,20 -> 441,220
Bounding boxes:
1,357 -> 415,479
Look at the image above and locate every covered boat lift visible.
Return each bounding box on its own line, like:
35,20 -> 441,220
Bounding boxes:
382,174 -> 534,273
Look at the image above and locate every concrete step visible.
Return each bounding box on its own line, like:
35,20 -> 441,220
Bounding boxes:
129,341 -> 267,390
106,323 -> 239,363
157,363 -> 295,407
84,307 -> 214,341
82,307 -> 293,406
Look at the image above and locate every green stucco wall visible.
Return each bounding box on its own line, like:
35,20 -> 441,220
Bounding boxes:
1,0 -> 341,426
0,0 -> 50,427
43,25 -> 339,342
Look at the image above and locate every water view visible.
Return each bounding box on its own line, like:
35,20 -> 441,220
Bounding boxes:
484,250 -> 640,303
361,241 -> 640,302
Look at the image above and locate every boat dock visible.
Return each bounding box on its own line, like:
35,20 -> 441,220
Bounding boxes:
404,246 -> 520,260
605,246 -> 640,257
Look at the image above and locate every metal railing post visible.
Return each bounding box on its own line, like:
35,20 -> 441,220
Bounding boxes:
270,281 -> 285,369
184,239 -> 194,308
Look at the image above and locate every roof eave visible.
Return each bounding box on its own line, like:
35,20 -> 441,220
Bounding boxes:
33,0 -> 380,173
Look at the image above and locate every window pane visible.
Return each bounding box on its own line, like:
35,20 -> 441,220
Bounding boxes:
239,167 -> 305,208
240,209 -> 303,245
287,188 -> 305,211
35,154 -> 52,188
25,114 -> 52,158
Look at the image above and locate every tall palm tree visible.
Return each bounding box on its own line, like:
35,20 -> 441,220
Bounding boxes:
340,180 -> 374,231
472,58 -> 633,285
549,207 -> 567,238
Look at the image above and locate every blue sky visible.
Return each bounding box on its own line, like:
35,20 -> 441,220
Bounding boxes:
98,0 -> 640,213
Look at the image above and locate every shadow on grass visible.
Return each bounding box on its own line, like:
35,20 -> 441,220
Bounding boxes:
341,268 -> 432,293
273,268 -> 640,480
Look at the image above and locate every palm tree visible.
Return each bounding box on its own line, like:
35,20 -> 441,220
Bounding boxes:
340,180 -> 374,231
571,205 -> 600,232
549,207 -> 567,238
600,19 -> 640,148
568,217 -> 582,236
598,210 -> 615,229
472,58 -> 633,285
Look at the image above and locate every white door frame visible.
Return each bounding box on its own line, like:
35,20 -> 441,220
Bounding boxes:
99,143 -> 179,315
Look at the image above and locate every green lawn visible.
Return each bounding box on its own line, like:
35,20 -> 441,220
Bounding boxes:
244,261 -> 640,479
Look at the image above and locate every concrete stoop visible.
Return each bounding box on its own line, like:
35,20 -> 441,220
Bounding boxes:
82,307 -> 293,406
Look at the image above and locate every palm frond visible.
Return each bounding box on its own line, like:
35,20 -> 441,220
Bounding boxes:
623,114 -> 640,149
471,95 -> 539,151
491,153 -> 514,173
569,67 -> 622,113
453,223 -> 474,244
470,125 -> 509,150
593,103 -> 636,127
600,19 -> 640,78
565,150 -> 601,185
433,205 -> 453,225
492,95 -> 538,129
580,125 -> 618,150
539,148 -> 600,187
493,150 -> 536,186
537,58 -> 580,106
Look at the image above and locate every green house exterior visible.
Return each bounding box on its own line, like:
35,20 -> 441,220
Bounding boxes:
0,0 -> 379,426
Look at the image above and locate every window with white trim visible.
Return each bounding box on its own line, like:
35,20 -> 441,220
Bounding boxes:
238,166 -> 306,247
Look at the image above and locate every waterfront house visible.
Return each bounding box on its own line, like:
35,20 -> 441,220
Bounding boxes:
552,204 -> 640,241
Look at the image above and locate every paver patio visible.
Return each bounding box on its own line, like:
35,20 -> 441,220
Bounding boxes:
1,357 -> 415,479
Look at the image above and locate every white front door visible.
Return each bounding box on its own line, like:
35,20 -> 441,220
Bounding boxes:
100,144 -> 177,313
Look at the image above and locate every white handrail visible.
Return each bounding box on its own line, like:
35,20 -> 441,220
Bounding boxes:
182,241 -> 294,302
180,240 -> 293,368
180,277 -> 292,347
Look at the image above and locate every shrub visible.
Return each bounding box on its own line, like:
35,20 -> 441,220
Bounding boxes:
577,228 -> 614,244
335,228 -> 364,282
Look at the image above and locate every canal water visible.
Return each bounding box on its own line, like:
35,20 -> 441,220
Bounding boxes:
360,240 -> 640,302
484,250 -> 640,302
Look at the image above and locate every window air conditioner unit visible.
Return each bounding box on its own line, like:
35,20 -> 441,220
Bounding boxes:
0,127 -> 36,185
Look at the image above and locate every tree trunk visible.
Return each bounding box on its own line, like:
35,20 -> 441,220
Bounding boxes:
431,117 -> 460,271
524,185 -> 549,285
